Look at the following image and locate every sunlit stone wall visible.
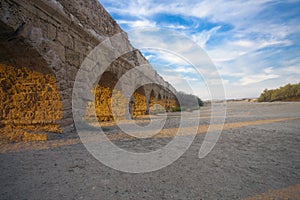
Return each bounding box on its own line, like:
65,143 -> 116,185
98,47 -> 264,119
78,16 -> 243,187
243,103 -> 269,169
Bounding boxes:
132,89 -> 147,118
169,99 -> 178,110
0,63 -> 63,142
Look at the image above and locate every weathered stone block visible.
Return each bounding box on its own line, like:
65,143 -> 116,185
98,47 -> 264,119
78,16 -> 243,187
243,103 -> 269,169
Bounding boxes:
56,27 -> 74,49
65,48 -> 80,67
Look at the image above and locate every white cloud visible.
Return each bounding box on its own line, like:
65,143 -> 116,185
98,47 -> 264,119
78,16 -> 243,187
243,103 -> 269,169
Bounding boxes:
284,66 -> 300,74
263,67 -> 273,74
164,24 -> 188,30
191,26 -> 221,48
258,39 -> 292,49
155,51 -> 190,66
207,38 -> 293,64
239,74 -> 280,86
164,66 -> 197,74
232,40 -> 255,48
117,19 -> 156,28
144,54 -> 154,60
162,74 -> 184,84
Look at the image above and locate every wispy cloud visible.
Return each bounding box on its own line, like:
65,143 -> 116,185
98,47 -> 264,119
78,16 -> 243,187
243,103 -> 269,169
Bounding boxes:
191,26 -> 221,48
240,74 -> 280,86
117,19 -> 156,28
100,0 -> 300,99
165,67 -> 197,74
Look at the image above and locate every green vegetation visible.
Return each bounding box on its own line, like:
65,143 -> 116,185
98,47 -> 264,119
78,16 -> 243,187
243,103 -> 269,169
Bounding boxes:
258,82 -> 300,102
175,91 -> 203,111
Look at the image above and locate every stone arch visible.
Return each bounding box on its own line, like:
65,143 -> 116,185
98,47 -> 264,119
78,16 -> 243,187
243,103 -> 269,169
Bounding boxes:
155,93 -> 163,113
169,93 -> 179,111
0,22 -> 63,142
148,89 -> 157,114
93,71 -> 126,122
85,52 -> 149,122
130,86 -> 147,118
162,91 -> 170,111
156,92 -> 166,112
157,93 -> 162,100
165,96 -> 171,112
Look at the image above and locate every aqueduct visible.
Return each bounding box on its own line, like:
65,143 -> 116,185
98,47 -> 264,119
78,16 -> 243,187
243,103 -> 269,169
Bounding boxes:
0,0 -> 178,142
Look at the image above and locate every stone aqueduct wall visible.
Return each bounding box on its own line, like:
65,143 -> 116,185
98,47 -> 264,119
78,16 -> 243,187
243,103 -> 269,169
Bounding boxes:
0,0 -> 178,142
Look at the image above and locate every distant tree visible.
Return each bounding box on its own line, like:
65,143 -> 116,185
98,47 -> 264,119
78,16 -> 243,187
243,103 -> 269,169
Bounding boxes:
197,97 -> 204,107
258,82 -> 300,102
175,91 -> 203,111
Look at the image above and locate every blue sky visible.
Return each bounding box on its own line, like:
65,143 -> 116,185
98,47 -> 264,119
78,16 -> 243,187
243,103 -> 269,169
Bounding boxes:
99,0 -> 300,99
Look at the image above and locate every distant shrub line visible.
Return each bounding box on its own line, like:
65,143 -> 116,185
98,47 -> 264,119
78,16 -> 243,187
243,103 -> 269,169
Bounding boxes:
258,82 -> 300,102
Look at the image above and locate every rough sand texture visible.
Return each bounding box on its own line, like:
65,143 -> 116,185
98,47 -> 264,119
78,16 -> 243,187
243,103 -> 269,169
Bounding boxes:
0,102 -> 299,199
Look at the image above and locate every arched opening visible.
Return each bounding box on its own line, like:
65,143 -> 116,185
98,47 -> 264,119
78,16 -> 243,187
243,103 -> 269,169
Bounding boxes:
164,96 -> 171,112
169,95 -> 180,111
86,71 -> 127,123
148,90 -> 156,114
157,93 -> 162,101
156,93 -> 165,113
0,24 -> 63,143
0,64 -> 63,143
131,86 -> 147,118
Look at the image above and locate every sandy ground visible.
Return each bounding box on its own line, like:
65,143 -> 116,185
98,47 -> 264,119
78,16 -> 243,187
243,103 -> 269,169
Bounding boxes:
0,102 -> 299,199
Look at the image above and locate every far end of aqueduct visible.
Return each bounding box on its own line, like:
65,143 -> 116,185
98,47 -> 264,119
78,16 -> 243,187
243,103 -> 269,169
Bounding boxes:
0,0 -> 179,142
